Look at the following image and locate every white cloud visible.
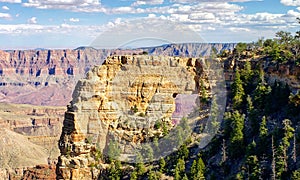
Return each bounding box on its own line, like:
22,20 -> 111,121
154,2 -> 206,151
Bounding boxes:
0,0 -> 21,3
0,13 -> 11,19
23,0 -> 102,12
69,18 -> 79,22
2,6 -> 9,10
132,0 -> 164,6
286,9 -> 300,17
229,27 -> 250,32
110,6 -> 134,14
148,14 -> 156,18
170,0 -> 259,3
28,17 -> 37,24
280,0 -> 300,6
188,12 -> 215,20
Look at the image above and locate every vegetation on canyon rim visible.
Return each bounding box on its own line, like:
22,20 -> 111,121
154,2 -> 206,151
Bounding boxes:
94,20 -> 300,179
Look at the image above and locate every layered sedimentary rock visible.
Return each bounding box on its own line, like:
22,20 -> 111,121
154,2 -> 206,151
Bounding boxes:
0,43 -> 233,106
0,102 -> 65,175
56,55 -> 208,179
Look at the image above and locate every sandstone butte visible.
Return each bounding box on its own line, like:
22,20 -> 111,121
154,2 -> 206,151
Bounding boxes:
56,55 -> 211,179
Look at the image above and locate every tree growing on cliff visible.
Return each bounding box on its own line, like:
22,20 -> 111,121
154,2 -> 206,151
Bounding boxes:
231,68 -> 245,110
224,110 -> 245,158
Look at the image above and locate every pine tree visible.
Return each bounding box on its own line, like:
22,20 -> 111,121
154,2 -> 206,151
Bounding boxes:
182,174 -> 189,180
190,156 -> 205,179
259,116 -> 268,139
246,95 -> 258,135
226,110 -> 245,157
108,160 -> 122,180
281,119 -> 294,172
130,171 -> 138,180
159,158 -> 166,173
231,68 -> 245,109
177,144 -> 189,160
245,155 -> 261,180
148,170 -> 159,180
135,152 -> 146,176
190,160 -> 197,179
207,96 -> 220,135
241,60 -> 254,93
196,157 -> 206,179
200,79 -> 208,103
292,169 -> 300,180
174,158 -> 185,180
253,70 -> 271,113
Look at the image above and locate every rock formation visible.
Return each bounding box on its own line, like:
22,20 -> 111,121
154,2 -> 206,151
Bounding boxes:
0,43 -> 234,106
56,55 -> 208,179
0,103 -> 65,178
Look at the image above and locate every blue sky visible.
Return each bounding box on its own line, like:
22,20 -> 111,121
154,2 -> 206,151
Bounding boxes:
0,0 -> 299,49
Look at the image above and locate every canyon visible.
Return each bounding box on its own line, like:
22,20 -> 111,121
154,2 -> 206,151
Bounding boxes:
0,43 -> 234,179
0,43 -> 235,106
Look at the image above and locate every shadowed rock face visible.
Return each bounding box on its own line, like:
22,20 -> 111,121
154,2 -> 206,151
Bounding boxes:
56,55 -> 208,179
0,43 -> 234,106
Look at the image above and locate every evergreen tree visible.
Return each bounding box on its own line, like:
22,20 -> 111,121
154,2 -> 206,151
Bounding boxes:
177,144 -> 189,160
245,155 -> 261,180
182,174 -> 189,180
135,152 -> 146,176
253,69 -> 271,113
225,110 -> 245,157
281,119 -> 295,172
246,95 -> 258,136
130,171 -> 138,180
275,142 -> 286,178
190,156 -> 205,179
148,170 -> 159,180
196,157 -> 206,179
259,116 -> 268,139
174,158 -> 185,180
231,68 -> 245,109
241,60 -> 254,93
207,96 -> 220,135
159,158 -> 166,173
190,160 -> 198,179
292,169 -> 300,180
200,79 -> 208,103
108,160 -> 122,180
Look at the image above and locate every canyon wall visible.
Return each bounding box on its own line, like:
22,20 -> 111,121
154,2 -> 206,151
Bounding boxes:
0,43 -> 235,106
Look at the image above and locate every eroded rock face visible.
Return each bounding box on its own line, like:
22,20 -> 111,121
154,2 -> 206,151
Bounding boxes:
56,55 -> 207,179
0,43 -> 234,106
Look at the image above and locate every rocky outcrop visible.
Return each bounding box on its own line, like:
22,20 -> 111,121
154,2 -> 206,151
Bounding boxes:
56,55 -> 208,179
0,103 -> 65,175
0,43 -> 234,106
0,164 -> 56,180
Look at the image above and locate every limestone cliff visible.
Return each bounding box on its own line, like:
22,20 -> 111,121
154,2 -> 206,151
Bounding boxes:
56,55 -> 208,179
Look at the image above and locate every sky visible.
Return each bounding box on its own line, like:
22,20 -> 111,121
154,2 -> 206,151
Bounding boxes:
0,0 -> 299,49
